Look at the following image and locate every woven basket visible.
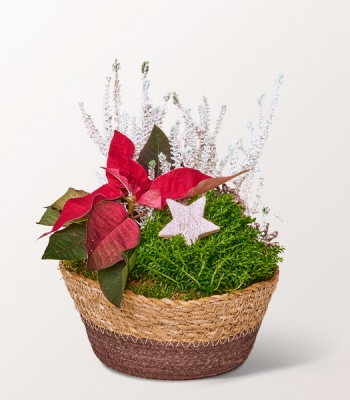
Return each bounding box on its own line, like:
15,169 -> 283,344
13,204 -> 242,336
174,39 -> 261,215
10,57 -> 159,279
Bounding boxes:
60,262 -> 279,380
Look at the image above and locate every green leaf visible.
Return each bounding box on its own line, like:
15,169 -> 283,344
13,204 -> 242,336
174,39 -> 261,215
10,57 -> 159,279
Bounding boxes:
97,247 -> 138,307
37,188 -> 89,226
38,207 -> 61,226
42,223 -> 87,260
137,125 -> 172,177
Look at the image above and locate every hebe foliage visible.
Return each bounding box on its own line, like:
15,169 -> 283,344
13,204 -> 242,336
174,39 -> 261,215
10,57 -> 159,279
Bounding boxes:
129,191 -> 283,298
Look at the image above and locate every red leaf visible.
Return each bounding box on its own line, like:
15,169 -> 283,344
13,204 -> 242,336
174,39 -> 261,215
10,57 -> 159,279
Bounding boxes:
184,170 -> 249,198
137,168 -> 211,209
86,202 -> 140,271
127,159 -> 151,198
106,131 -> 150,196
136,188 -> 162,209
104,168 -> 131,192
107,131 -> 135,178
40,184 -> 123,238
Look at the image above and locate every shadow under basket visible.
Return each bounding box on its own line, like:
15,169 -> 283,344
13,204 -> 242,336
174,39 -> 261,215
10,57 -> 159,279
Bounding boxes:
60,263 -> 279,380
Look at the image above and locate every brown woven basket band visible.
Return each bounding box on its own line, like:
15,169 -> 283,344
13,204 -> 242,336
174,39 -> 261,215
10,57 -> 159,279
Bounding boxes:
60,263 -> 278,343
81,316 -> 262,347
84,322 -> 260,380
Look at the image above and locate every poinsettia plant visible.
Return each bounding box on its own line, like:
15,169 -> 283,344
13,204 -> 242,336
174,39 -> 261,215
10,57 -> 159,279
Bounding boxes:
39,125 -> 246,306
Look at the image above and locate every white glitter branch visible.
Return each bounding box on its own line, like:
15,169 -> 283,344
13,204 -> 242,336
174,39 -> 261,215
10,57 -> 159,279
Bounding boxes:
112,59 -> 122,129
79,102 -> 107,155
224,74 -> 284,218
158,152 -> 172,174
81,60 -> 171,160
103,76 -> 113,144
169,121 -> 182,169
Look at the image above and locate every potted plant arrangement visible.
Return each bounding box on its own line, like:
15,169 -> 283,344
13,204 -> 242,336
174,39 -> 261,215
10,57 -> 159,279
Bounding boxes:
38,60 -> 284,380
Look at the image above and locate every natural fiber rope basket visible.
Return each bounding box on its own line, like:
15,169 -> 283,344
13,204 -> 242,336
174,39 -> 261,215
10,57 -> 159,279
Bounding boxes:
60,262 -> 279,380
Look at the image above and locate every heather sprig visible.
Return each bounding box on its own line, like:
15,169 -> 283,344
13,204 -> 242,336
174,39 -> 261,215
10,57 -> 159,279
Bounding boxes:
79,60 -> 283,225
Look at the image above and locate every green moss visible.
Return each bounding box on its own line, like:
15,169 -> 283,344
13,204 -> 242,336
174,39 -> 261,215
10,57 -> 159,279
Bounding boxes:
127,278 -> 206,300
129,191 -> 284,299
61,191 -> 284,301
63,259 -> 98,281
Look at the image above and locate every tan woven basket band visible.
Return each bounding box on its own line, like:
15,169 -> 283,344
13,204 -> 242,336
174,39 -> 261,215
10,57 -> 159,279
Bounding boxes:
60,263 -> 278,344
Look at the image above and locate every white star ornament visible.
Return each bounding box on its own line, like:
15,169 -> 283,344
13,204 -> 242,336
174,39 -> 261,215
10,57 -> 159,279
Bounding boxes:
158,196 -> 220,245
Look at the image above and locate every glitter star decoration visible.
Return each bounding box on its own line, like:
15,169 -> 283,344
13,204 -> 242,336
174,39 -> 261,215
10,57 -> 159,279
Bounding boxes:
158,196 -> 220,245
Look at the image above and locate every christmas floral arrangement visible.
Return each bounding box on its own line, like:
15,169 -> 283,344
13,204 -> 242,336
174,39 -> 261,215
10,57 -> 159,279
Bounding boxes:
38,60 -> 284,380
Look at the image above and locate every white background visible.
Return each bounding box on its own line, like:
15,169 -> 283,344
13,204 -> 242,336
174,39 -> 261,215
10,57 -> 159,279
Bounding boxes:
1,1 -> 349,399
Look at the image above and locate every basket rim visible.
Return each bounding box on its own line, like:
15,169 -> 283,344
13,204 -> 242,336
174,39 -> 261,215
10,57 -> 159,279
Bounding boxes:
59,261 -> 279,309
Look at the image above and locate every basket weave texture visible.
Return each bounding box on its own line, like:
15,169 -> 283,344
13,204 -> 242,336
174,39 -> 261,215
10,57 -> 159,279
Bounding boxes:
60,264 -> 278,344
60,263 -> 278,379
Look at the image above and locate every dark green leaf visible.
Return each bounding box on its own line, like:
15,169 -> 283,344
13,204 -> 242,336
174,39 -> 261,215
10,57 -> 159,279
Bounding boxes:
42,223 -> 87,260
137,125 -> 172,177
97,247 -> 138,307
37,188 -> 89,226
